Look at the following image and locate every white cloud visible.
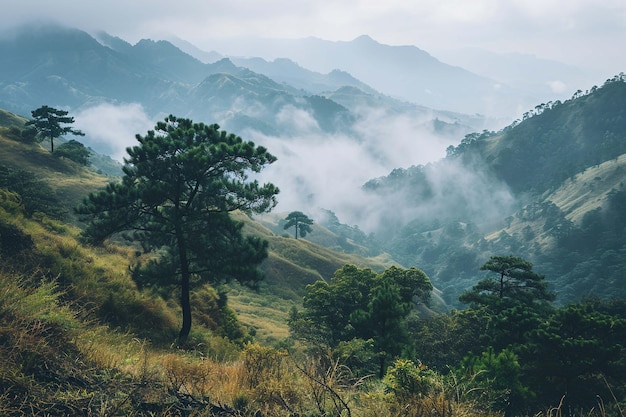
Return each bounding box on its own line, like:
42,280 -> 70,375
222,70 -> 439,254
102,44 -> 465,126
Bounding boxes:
74,103 -> 154,161
248,105 -> 464,231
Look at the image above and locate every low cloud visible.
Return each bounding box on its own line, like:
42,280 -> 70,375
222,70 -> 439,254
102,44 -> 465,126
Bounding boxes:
248,105 -> 469,231
70,100 -> 508,238
74,102 -> 154,161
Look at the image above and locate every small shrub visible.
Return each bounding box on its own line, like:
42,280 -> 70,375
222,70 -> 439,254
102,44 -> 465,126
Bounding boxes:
383,359 -> 440,401
55,139 -> 90,166
243,342 -> 286,388
0,221 -> 34,256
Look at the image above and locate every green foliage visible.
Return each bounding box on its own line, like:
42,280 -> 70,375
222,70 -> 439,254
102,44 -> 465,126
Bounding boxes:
0,273 -> 83,415
283,210 -> 314,239
26,105 -> 84,153
458,76 -> 626,194
410,309 -> 490,372
455,347 -> 532,416
383,359 -> 440,401
367,279 -> 412,377
0,165 -> 67,219
546,188 -> 626,300
291,264 -> 433,377
242,342 -> 286,389
459,255 -> 555,311
76,115 -> 279,342
521,301 -> 626,413
457,256 -> 555,351
55,139 -> 90,165
0,125 -> 37,143
411,257 -> 626,414
334,338 -> 377,376
0,221 -> 34,257
380,265 -> 433,304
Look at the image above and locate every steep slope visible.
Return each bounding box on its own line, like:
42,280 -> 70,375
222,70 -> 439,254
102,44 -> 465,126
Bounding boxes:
458,77 -> 626,194
363,75 -> 626,305
0,118 -> 410,341
0,108 -> 27,128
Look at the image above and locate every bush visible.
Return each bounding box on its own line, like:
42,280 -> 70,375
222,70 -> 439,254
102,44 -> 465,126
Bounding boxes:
55,139 -> 90,166
0,221 -> 34,257
0,166 -> 66,219
383,359 -> 440,401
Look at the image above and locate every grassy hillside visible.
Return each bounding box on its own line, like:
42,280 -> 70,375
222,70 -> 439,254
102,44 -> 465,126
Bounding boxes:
0,119 -> 407,344
495,153 -> 626,248
0,113 -> 474,416
0,108 -> 27,128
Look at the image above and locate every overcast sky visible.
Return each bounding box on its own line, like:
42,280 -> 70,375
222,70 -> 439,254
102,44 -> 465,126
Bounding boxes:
3,0 -> 626,75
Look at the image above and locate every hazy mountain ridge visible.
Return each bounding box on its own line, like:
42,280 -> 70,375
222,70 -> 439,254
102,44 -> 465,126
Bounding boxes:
230,56 -> 375,96
435,47 -> 592,102
196,34 -> 553,119
0,23 -> 350,135
0,22 -> 486,169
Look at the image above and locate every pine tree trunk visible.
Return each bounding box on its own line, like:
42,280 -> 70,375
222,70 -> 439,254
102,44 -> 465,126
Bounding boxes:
179,266 -> 192,343
177,229 -> 192,344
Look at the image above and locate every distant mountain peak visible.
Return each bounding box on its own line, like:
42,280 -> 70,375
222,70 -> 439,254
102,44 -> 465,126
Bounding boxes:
211,57 -> 239,72
93,31 -> 132,52
352,34 -> 377,44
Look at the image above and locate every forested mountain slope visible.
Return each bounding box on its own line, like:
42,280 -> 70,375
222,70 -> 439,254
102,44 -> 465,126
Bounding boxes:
458,77 -> 626,194
364,75 -> 626,305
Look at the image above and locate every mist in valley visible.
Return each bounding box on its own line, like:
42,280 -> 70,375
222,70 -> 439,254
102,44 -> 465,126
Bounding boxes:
73,98 -> 515,243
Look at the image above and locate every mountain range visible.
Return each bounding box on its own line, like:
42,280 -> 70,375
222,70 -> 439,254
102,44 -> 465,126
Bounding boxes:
1,21 -> 625,307
0,23 -> 483,137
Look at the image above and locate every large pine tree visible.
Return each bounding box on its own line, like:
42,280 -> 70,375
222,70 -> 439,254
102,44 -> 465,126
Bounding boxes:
77,115 -> 279,342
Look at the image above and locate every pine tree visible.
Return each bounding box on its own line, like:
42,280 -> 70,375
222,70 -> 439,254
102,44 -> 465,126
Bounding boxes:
26,105 -> 84,152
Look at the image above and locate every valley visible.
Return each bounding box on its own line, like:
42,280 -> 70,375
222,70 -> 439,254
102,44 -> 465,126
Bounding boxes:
1,21 -> 625,417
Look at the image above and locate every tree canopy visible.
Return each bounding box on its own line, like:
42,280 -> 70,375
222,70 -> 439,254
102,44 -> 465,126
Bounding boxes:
290,264 -> 433,377
459,255 -> 555,310
76,115 -> 279,342
26,105 -> 84,153
55,139 -> 91,165
283,210 -> 313,239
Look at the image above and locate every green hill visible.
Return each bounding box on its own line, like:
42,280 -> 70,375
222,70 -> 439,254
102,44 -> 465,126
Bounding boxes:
0,114 -> 433,414
0,108 -> 27,128
0,118 -> 408,344
460,75 -> 626,195
364,75 -> 626,306
1,80 -> 625,417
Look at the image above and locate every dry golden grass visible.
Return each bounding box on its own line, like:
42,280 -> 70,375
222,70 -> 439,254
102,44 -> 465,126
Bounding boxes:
549,154 -> 626,223
228,284 -> 295,344
486,154 -> 626,252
